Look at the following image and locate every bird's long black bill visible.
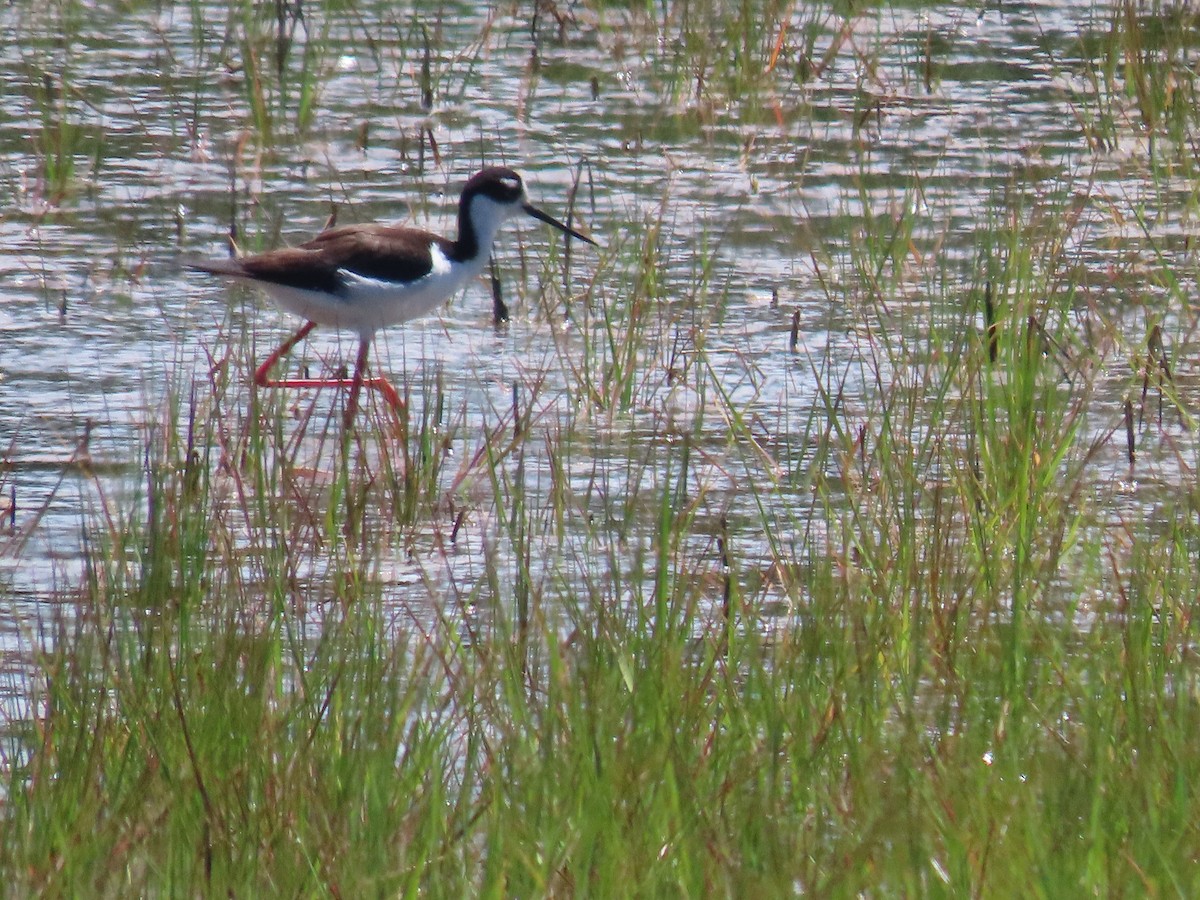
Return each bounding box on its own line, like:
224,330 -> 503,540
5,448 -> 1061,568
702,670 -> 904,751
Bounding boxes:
523,203 -> 597,246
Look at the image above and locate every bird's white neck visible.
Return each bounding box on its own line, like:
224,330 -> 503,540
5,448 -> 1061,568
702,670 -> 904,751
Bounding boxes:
456,194 -> 521,264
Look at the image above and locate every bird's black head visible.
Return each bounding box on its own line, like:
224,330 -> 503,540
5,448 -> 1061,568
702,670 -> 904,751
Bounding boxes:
459,165 -> 597,248
463,167 -> 526,206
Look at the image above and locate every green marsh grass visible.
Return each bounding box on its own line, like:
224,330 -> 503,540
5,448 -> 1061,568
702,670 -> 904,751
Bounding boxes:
21,165 -> 1198,894
1067,0 -> 1200,163
9,192 -> 1200,895
16,63 -> 105,210
228,0 -> 331,141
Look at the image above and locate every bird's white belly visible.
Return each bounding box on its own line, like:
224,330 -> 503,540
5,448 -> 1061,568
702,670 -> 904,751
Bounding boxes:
260,247 -> 485,339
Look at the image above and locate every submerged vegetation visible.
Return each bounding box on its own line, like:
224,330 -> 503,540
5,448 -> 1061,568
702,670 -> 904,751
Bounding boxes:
4,0 -> 1200,894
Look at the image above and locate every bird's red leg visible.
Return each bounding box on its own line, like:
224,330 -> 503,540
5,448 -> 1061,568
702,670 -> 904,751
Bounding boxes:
355,343 -> 405,431
367,371 -> 404,417
253,324 -> 404,426
343,339 -> 371,430
341,340 -> 404,427
253,321 -> 318,388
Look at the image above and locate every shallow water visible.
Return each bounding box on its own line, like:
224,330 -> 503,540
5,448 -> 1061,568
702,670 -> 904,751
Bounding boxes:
2,0 -> 1198,723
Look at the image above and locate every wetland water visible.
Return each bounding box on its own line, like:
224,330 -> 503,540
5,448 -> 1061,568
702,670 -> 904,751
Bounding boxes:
2,2 -> 1198,715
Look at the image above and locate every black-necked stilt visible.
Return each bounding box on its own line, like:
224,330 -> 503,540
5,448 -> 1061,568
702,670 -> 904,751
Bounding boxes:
189,166 -> 596,429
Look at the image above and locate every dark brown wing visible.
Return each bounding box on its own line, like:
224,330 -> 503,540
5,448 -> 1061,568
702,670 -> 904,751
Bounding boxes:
299,224 -> 452,283
188,224 -> 451,295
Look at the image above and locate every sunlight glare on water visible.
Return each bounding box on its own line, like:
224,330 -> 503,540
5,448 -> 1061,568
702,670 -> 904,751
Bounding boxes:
0,0 -> 1197,685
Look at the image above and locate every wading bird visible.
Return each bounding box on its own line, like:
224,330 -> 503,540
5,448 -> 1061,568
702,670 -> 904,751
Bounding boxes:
189,166 -> 596,429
